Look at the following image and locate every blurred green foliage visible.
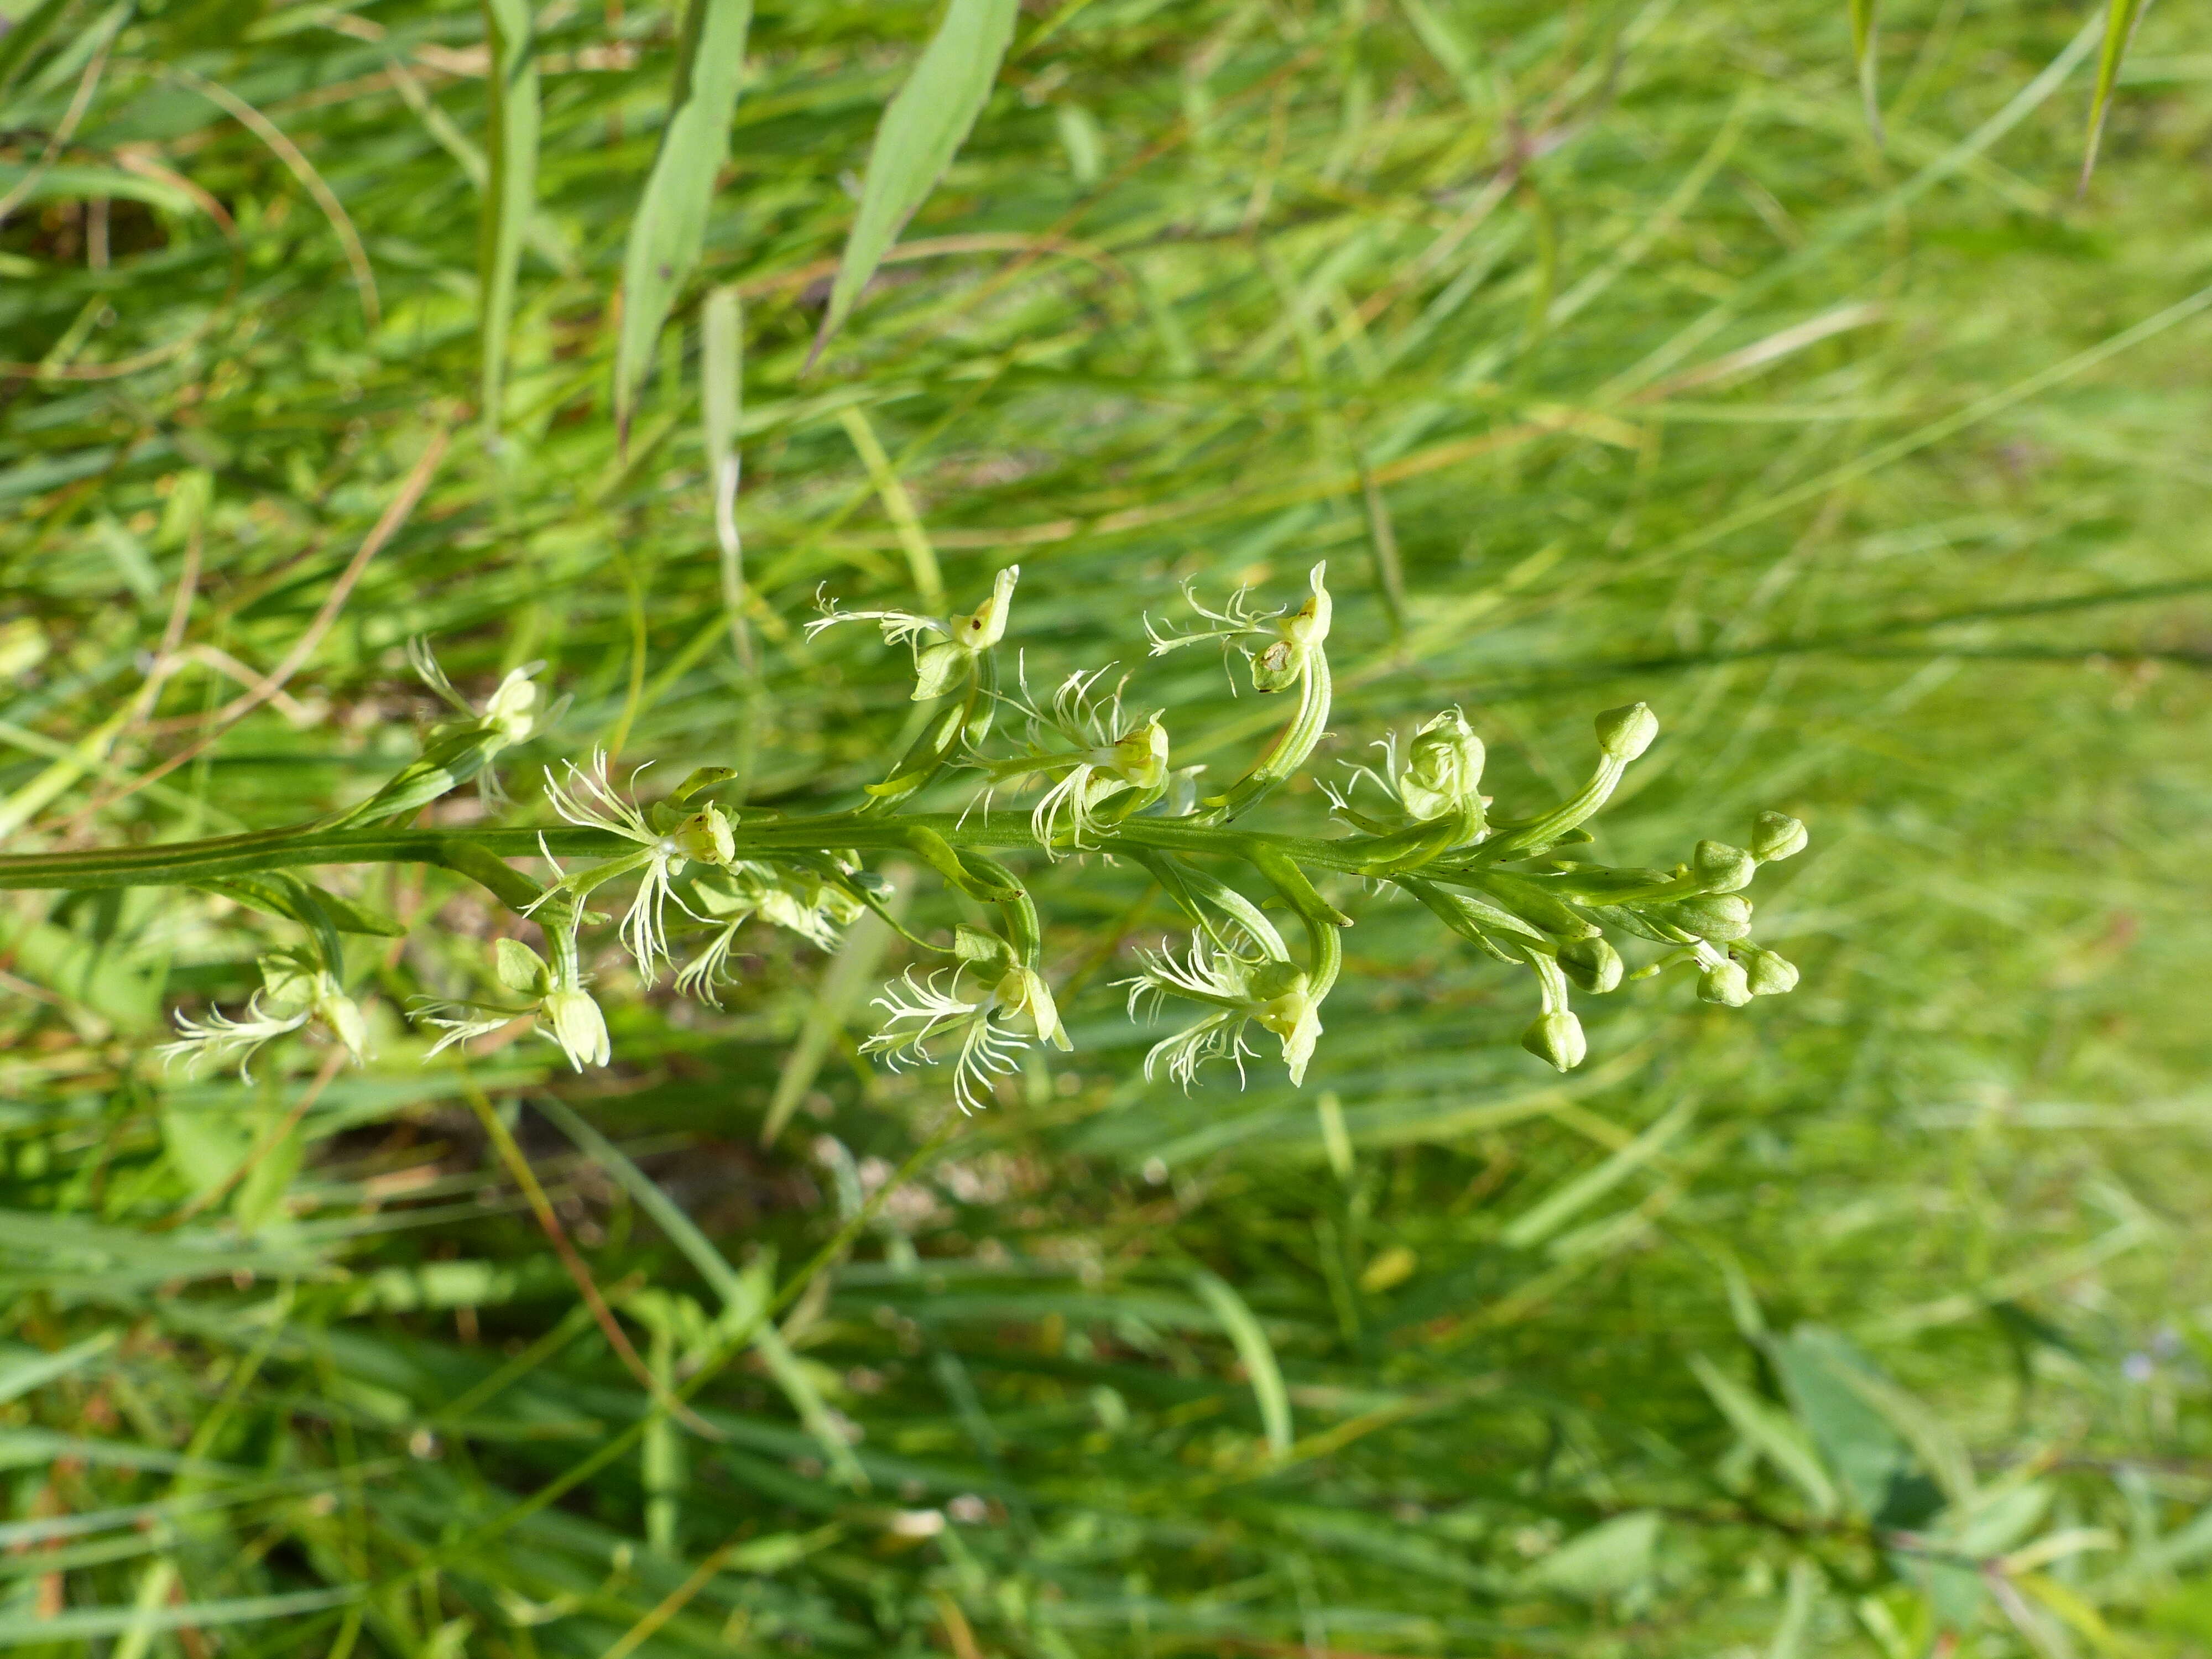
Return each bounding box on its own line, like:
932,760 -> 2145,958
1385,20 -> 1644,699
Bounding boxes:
2,0 -> 2211,1653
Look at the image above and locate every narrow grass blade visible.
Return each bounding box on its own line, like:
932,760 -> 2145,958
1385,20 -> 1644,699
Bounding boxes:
837,405 -> 943,613
533,1094 -> 744,1307
701,284 -> 752,670
534,1097 -> 867,1487
1768,1558 -> 1822,1659
1849,0 -> 1882,146
613,0 -> 754,443
0,1589 -> 358,1646
1688,1354 -> 1838,1518
1191,1268 -> 1292,1457
479,0 -> 539,444
0,1329 -> 116,1407
807,0 -> 1020,366
763,867 -> 907,1145
0,0 -> 71,102
1501,1099 -> 1695,1250
2080,0 -> 2150,191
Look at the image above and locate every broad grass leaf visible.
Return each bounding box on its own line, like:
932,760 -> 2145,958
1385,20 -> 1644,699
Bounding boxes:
613,0 -> 754,441
232,1114 -> 305,1233
1767,1327 -> 1924,1524
1527,1512 -> 1660,1600
0,910 -> 159,1031
160,1103 -> 252,1195
478,0 -> 539,441
2080,0 -> 2150,189
1688,1353 -> 1838,1518
808,0 -> 1020,365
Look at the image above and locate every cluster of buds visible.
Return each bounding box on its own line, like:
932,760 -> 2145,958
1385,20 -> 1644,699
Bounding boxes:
127,561 -> 1808,1110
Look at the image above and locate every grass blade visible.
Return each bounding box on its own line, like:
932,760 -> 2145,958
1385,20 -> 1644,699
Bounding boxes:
0,0 -> 71,103
1849,0 -> 1882,145
701,284 -> 751,670
478,0 -> 539,444
807,0 -> 1020,366
613,0 -> 754,444
1688,1353 -> 1839,1518
2080,0 -> 2150,191
1191,1268 -> 1292,1457
0,1329 -> 116,1407
0,1589 -> 358,1647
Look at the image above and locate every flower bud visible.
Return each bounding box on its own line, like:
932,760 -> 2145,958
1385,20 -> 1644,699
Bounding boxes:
1750,811 -> 1808,862
1691,839 -> 1756,894
1697,958 -> 1752,1006
1400,707 -> 1485,820
1109,714 -> 1170,789
672,805 -> 736,866
995,966 -> 1072,1051
1557,936 -> 1624,994
542,985 -> 612,1072
1249,638 -> 1301,693
1594,702 -> 1658,762
1655,893 -> 1753,941
1739,946 -> 1800,997
911,638 -> 971,701
316,985 -> 372,1062
1520,1010 -> 1587,1072
494,938 -> 551,997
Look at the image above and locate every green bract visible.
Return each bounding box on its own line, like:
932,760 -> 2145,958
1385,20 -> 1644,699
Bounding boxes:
0,566 -> 1808,1108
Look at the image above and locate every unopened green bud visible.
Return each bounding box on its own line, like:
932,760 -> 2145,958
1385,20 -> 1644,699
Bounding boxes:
1750,811 -> 1808,862
1109,714 -> 1170,789
1692,840 -> 1756,894
1739,946 -> 1800,997
1520,1010 -> 1587,1072
911,638 -> 971,701
494,938 -> 551,997
1594,702 -> 1658,762
317,986 -> 372,1062
671,805 -> 736,866
1656,893 -> 1753,942
1400,707 -> 1485,820
543,985 -> 611,1072
1697,959 -> 1752,1006
1557,936 -> 1624,994
1250,638 -> 1300,693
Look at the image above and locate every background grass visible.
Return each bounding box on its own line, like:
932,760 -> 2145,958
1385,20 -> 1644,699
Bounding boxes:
4,0 -> 2212,1653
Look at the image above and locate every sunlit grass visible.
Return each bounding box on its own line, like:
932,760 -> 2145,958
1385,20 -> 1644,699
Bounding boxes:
2,0 -> 2211,1653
